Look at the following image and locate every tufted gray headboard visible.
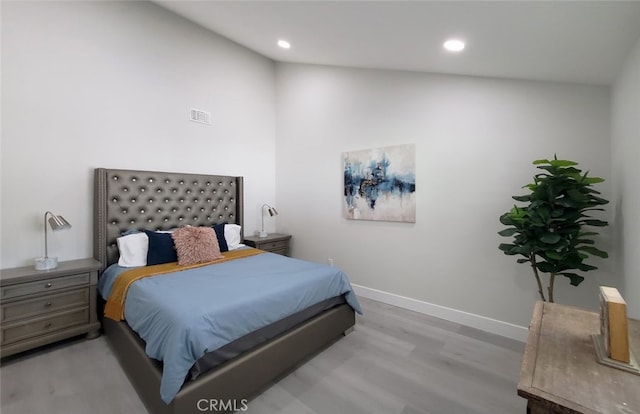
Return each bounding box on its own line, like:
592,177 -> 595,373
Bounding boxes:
94,168 -> 244,271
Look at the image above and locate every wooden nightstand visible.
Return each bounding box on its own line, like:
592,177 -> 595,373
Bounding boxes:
0,258 -> 102,358
243,233 -> 292,256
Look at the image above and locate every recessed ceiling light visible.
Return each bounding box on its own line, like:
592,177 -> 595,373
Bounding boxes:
443,39 -> 465,52
277,40 -> 291,49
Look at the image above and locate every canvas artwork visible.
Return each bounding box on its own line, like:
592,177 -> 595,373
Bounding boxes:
343,143 -> 416,222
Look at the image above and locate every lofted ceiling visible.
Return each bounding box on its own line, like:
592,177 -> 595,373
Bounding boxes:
155,1 -> 640,86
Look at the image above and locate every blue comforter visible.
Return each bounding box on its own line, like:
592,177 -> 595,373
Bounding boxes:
98,251 -> 362,404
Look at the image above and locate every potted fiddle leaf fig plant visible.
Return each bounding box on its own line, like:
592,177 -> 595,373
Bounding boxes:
498,156 -> 609,302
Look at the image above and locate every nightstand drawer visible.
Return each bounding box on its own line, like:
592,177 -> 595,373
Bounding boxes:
262,240 -> 289,251
1,272 -> 91,300
1,288 -> 90,323
1,308 -> 89,346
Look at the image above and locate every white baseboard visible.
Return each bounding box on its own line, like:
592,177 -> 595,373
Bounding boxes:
352,284 -> 529,342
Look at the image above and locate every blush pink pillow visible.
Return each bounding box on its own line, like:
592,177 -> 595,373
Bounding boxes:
171,226 -> 222,266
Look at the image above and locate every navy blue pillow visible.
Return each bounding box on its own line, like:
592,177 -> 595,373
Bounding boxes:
144,230 -> 177,265
212,223 -> 229,252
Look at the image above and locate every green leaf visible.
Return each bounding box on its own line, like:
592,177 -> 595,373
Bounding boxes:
513,245 -> 535,255
512,195 -> 531,202
535,205 -> 551,222
581,176 -> 605,184
580,219 -> 608,227
499,215 -> 514,226
544,251 -> 564,260
498,243 -> 518,255
532,159 -> 550,165
536,165 -> 557,174
567,188 -> 588,203
555,167 -> 582,175
549,159 -> 579,167
516,258 -> 530,264
560,272 -> 585,286
575,239 -> 595,245
577,263 -> 598,272
499,211 -> 525,226
556,225 -> 580,235
535,261 -> 560,273
577,246 -> 609,258
540,232 -> 561,244
498,228 -> 518,237
589,195 -> 609,205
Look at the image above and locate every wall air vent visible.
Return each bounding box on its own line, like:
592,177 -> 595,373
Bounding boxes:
190,108 -> 212,125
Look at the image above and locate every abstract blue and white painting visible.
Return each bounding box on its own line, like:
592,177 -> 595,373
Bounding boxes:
343,144 -> 416,222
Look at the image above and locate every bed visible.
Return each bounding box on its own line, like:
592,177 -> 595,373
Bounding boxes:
93,168 -> 359,414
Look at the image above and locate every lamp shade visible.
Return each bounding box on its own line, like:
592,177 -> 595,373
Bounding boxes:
48,214 -> 71,230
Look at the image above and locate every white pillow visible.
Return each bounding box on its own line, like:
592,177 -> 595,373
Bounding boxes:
224,224 -> 242,250
117,232 -> 149,267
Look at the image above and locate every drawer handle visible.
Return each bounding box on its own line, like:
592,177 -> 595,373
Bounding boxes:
45,283 -> 53,288
44,322 -> 52,328
45,301 -> 52,307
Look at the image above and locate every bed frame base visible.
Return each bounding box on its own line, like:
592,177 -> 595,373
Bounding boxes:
104,304 -> 355,414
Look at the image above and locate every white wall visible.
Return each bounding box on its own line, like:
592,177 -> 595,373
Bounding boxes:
276,63 -> 614,332
612,37 -> 640,319
1,1 -> 277,268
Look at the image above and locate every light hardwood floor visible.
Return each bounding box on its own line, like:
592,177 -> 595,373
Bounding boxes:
0,297 -> 527,414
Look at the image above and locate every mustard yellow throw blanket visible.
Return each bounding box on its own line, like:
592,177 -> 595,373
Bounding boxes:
104,248 -> 265,321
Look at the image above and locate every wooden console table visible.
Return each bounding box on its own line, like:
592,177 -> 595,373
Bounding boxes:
518,301 -> 639,414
